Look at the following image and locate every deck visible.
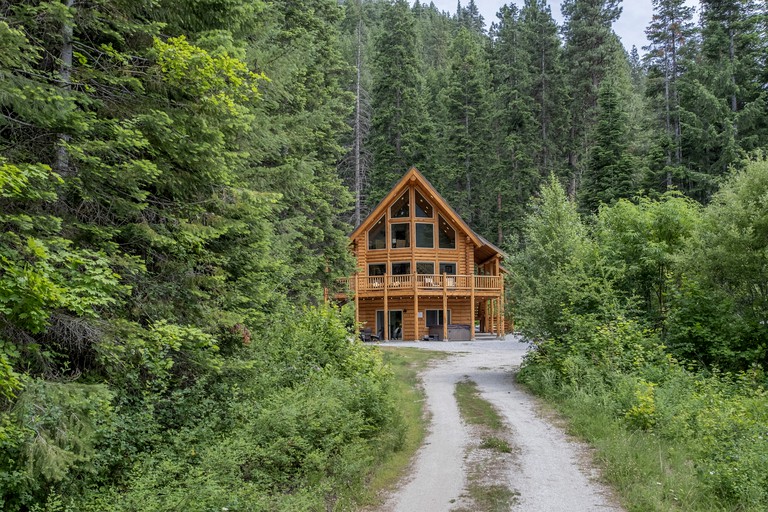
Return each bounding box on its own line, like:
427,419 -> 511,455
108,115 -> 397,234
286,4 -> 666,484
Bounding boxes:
335,274 -> 503,298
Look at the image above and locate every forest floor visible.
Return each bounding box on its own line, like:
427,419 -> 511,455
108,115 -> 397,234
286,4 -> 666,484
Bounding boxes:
372,336 -> 625,512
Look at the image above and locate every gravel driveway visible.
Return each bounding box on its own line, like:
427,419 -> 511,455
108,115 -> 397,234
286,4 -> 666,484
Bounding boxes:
374,335 -> 625,512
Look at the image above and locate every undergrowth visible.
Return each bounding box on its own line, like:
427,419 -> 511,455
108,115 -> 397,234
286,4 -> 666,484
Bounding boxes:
518,318 -> 768,512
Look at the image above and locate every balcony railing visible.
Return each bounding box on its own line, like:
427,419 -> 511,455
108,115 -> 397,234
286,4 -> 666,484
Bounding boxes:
335,274 -> 502,295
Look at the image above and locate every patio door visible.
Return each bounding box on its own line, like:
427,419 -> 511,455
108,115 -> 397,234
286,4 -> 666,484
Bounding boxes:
376,310 -> 403,340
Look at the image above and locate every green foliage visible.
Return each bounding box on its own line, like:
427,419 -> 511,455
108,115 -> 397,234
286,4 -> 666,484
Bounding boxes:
668,156 -> 768,367
596,193 -> 701,324
516,156 -> 768,509
512,175 -> 618,341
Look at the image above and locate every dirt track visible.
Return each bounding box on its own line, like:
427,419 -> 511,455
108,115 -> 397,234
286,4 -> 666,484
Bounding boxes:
374,336 -> 625,512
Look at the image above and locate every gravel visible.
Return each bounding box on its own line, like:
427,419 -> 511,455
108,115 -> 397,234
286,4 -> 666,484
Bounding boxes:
374,335 -> 625,512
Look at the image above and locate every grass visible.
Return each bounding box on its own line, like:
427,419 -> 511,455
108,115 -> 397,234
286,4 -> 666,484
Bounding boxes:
551,393 -> 715,512
479,436 -> 512,453
464,484 -> 519,512
453,378 -> 518,512
361,347 -> 447,505
523,383 -> 734,512
454,379 -> 504,430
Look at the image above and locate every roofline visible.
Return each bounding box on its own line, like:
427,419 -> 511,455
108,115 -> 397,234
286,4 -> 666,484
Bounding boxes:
350,167 -> 506,260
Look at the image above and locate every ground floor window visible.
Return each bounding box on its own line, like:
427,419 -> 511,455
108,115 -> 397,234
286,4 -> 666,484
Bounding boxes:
425,309 -> 451,327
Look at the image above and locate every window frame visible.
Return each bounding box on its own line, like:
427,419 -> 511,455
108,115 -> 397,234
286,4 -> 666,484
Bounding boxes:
390,222 -> 410,249
439,262 -> 457,275
425,309 -> 451,327
390,192 -> 410,218
367,215 -> 386,250
438,214 -> 456,249
391,261 -> 411,275
415,222 -> 434,248
414,190 -> 433,218
368,263 -> 386,276
416,261 -> 435,274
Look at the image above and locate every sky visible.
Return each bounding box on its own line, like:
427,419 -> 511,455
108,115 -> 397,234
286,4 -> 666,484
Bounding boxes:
430,0 -> 701,53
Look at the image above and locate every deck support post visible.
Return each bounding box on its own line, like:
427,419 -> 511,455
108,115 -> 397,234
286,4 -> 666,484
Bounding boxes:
354,273 -> 359,329
470,274 -> 475,341
413,274 -> 419,341
383,273 -> 389,340
498,299 -> 502,337
442,272 -> 448,341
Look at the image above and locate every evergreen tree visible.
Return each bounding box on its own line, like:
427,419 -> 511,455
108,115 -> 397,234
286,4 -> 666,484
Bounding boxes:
561,0 -> 624,195
434,27 -> 491,227
486,1 -> 568,245
580,76 -> 638,212
457,0 -> 485,34
339,0 -> 374,226
368,0 -> 432,202
643,0 -> 697,190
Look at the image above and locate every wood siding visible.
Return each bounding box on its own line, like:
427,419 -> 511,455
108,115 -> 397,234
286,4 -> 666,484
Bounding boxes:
339,168 -> 507,339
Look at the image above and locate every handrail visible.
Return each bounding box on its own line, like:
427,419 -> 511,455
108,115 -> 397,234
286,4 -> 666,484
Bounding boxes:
335,274 -> 502,294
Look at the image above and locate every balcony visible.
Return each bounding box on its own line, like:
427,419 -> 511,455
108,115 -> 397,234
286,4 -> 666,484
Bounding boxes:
334,274 -> 503,298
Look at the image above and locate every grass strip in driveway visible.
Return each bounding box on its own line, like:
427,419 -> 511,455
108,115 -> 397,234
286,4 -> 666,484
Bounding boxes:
453,378 -> 518,512
454,378 -> 504,431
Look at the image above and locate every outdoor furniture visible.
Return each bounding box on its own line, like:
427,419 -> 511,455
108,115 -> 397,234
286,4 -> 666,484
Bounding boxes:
360,327 -> 379,342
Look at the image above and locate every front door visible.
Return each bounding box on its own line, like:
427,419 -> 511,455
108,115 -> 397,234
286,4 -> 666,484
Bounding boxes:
376,310 -> 403,340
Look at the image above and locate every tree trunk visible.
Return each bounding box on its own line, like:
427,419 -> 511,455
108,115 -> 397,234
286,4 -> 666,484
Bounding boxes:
55,0 -> 75,177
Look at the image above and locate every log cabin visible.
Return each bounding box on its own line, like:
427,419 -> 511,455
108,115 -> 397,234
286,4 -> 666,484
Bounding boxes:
336,167 -> 507,341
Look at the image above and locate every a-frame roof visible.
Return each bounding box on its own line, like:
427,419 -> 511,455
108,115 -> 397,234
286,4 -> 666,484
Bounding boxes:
350,167 -> 507,263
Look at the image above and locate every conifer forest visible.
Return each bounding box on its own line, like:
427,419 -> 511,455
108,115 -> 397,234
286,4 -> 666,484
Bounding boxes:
1,0 -> 768,510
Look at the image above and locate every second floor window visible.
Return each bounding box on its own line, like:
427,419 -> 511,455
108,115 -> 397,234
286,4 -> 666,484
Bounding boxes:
438,215 -> 456,249
390,192 -> 409,218
415,223 -> 434,248
391,223 -> 410,248
368,216 -> 386,250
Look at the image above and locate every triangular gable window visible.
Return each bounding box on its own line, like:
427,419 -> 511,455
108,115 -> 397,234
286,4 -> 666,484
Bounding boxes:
390,192 -> 409,218
438,215 -> 456,249
368,215 -> 386,250
415,190 -> 433,217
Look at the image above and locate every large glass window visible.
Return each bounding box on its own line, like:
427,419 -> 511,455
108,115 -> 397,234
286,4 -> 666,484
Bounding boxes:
391,262 -> 411,275
368,216 -> 386,250
415,223 -> 434,248
368,263 -> 386,276
391,223 -> 410,248
426,309 -> 451,326
438,215 -> 456,249
415,190 -> 433,217
390,192 -> 409,218
439,262 -> 457,275
416,262 -> 435,274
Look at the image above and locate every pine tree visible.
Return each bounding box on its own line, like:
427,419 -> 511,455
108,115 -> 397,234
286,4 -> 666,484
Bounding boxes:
643,0 -> 697,190
368,0 -> 432,202
486,1 -> 568,245
580,76 -> 638,212
561,0 -> 624,195
339,0 -> 373,226
435,27 -> 491,227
